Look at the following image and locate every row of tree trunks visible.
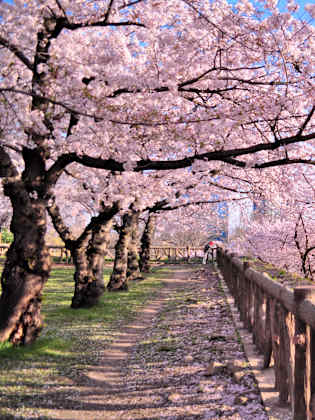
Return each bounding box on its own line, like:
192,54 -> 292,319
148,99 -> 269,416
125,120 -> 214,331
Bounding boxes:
0,188 -> 156,345
0,10 -> 157,345
49,196 -> 154,298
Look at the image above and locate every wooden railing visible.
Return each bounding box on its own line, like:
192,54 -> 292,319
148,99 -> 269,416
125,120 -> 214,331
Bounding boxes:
0,244 -> 205,263
0,244 -> 73,263
150,246 -> 204,262
217,247 -> 315,420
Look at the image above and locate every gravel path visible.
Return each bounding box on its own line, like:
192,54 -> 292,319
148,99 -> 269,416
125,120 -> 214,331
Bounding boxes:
37,265 -> 269,419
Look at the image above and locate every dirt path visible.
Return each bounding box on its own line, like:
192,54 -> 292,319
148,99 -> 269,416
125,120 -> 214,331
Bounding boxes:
83,268 -> 188,391
35,265 -> 268,420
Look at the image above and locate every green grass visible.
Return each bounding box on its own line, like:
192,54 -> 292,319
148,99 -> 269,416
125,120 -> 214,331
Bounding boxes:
0,264 -> 169,418
239,256 -> 309,286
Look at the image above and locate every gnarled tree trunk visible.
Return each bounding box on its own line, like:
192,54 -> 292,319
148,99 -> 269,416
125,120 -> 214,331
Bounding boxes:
72,216 -> 115,308
0,14 -> 62,345
48,199 -> 119,308
71,236 -> 91,308
0,149 -> 51,345
127,208 -> 143,282
139,213 -> 156,273
107,211 -> 133,291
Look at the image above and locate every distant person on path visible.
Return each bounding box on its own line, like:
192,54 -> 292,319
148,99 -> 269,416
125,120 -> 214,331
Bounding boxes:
203,241 -> 214,264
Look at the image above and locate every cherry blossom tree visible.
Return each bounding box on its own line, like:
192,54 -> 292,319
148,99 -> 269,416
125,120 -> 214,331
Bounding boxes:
153,205 -> 226,247
137,173 -> 252,271
48,162 -> 240,296
229,166 -> 315,278
294,212 -> 315,279
0,0 -> 314,344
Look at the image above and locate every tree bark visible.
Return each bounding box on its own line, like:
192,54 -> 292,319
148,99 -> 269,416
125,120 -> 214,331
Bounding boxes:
48,199 -> 120,307
0,13 -> 61,345
127,207 -> 143,282
139,213 -> 156,273
72,216 -> 115,307
0,150 -> 51,345
107,211 -> 133,291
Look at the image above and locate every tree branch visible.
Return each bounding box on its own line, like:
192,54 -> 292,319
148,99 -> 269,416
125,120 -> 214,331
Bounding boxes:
0,142 -> 23,154
47,195 -> 76,246
46,154 -> 123,185
255,158 -> 315,169
104,0 -> 115,22
148,197 -> 246,213
0,36 -> 34,71
118,0 -> 146,9
134,135 -> 315,171
0,87 -> 101,119
298,106 -> 315,136
54,0 -> 68,18
108,84 -> 243,98
52,16 -> 144,38
46,131 -> 315,182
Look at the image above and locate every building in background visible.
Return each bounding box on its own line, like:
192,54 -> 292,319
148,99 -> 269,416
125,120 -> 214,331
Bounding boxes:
227,198 -> 254,241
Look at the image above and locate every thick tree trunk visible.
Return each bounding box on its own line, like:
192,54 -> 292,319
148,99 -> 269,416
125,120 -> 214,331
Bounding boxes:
48,199 -> 119,308
0,14 -> 61,345
107,212 -> 133,291
127,209 -> 143,282
139,213 -> 156,273
71,218 -> 114,308
0,180 -> 51,345
87,218 -> 113,290
41,219 -> 106,309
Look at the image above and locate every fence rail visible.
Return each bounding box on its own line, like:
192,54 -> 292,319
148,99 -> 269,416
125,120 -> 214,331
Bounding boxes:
150,246 -> 204,262
217,247 -> 315,420
0,243 -> 74,263
0,244 -> 205,263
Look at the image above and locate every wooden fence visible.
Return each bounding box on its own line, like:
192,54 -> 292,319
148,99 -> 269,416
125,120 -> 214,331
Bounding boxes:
0,244 -> 205,263
0,244 -> 73,263
217,247 -> 315,420
150,246 -> 204,262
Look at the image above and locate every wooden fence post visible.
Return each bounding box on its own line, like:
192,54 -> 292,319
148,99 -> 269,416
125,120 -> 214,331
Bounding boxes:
238,264 -> 247,325
293,287 -> 315,420
278,304 -> 291,405
252,285 -> 266,355
263,297 -> 272,368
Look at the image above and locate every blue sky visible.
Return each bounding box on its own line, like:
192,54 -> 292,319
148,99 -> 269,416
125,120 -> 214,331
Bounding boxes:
1,0 -> 314,13
1,0 -> 314,22
229,0 -> 314,21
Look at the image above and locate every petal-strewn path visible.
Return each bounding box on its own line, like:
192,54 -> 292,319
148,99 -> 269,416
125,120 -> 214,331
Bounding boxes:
36,265 -> 270,420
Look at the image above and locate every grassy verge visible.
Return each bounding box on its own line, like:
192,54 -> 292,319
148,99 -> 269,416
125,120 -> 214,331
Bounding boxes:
239,257 -> 309,287
0,265 -> 169,419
